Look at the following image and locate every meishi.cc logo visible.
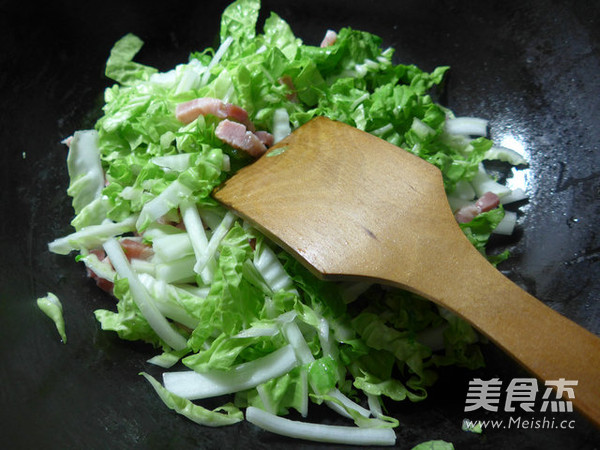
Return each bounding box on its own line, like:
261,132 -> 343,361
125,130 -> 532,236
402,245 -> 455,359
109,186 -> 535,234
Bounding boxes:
464,378 -> 577,413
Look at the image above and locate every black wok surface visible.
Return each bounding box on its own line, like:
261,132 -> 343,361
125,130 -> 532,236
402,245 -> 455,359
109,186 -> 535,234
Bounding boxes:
1,0 -> 599,448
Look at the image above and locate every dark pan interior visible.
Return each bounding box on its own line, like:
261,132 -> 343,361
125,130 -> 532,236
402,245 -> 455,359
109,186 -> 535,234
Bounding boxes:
1,0 -> 599,448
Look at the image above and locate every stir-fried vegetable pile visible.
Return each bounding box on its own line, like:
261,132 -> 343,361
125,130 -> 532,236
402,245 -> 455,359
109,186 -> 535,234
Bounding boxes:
44,0 -> 528,445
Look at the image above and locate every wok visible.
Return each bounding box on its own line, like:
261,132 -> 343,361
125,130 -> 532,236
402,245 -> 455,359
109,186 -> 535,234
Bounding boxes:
1,0 -> 599,448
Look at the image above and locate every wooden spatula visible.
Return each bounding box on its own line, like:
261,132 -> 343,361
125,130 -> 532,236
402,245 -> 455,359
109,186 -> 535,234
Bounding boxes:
213,116 -> 600,426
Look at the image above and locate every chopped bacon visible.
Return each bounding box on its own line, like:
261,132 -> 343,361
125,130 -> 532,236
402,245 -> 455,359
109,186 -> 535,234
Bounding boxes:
320,29 -> 337,48
225,103 -> 255,132
88,269 -> 114,294
90,248 -> 106,260
176,97 -> 227,124
454,191 -> 500,223
215,119 -> 268,158
254,130 -> 274,148
475,191 -> 501,213
85,249 -> 114,293
175,97 -> 255,131
120,238 -> 154,261
83,239 -> 153,295
248,238 -> 257,251
455,204 -> 480,224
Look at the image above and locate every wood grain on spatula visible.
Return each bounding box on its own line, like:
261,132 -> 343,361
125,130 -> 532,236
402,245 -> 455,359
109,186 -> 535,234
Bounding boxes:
213,116 -> 600,427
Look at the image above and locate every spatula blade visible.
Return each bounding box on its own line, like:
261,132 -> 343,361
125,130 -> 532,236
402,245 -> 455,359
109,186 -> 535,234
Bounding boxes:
213,116 -> 459,284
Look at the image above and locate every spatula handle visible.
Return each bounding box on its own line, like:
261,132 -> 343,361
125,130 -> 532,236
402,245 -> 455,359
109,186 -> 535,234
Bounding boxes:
408,238 -> 600,427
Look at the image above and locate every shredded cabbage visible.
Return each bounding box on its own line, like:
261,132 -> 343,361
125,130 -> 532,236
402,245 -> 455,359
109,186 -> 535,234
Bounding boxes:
47,0 -> 530,445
